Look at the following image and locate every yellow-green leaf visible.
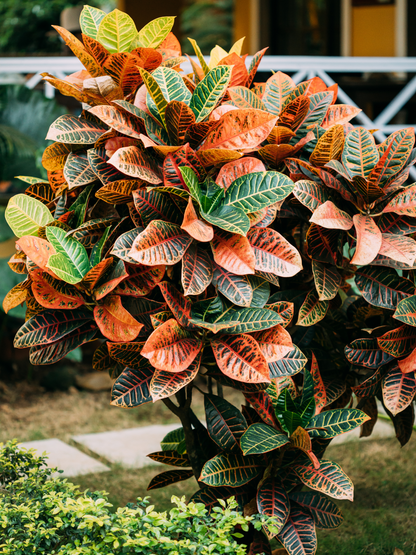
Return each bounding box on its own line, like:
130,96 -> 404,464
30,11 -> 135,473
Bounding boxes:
5,194 -> 53,238
96,9 -> 138,53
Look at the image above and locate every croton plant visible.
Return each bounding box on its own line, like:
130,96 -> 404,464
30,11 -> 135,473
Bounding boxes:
3,5 -> 416,555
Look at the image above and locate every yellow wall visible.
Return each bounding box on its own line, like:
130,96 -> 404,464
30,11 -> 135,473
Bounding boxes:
352,5 -> 395,56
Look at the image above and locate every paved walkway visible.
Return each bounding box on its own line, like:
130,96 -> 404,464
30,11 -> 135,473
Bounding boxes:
21,417 -> 396,478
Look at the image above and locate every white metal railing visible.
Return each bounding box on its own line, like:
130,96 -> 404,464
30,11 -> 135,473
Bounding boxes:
2,55 -> 416,175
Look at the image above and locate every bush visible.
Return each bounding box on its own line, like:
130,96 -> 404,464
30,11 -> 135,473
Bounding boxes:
0,441 -> 267,555
3,5 -> 416,555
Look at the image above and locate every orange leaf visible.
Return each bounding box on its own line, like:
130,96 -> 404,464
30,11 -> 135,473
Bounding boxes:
197,149 -> 242,167
201,109 -> 277,151
309,201 -> 353,230
16,236 -> 56,274
181,197 -> 214,242
211,333 -> 270,384
252,325 -> 293,363
351,215 -> 382,266
52,25 -> 103,77
378,234 -> 416,266
2,280 -> 31,314
247,227 -> 303,278
141,318 -> 203,372
94,295 -> 143,342
398,347 -> 416,373
215,157 -> 266,190
211,230 -> 255,275
291,426 -> 320,469
218,52 -> 248,87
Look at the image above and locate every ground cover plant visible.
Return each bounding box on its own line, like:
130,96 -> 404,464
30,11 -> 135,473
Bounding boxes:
3,5 -> 416,554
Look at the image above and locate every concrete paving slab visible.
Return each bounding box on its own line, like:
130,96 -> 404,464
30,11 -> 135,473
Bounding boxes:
330,418 -> 395,445
72,424 -> 180,468
20,438 -> 110,477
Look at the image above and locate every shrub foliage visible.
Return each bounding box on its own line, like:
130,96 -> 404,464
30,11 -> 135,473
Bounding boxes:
0,440 -> 263,554
3,5 -> 416,554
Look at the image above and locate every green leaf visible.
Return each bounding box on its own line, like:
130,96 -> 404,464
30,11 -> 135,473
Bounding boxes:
355,266 -> 414,310
111,366 -> 153,407
201,205 -> 250,236
46,227 -> 90,284
80,5 -> 106,39
297,290 -> 329,326
14,308 -> 92,348
257,477 -> 290,535
190,66 -> 232,122
147,450 -> 190,467
394,294 -> 416,326
29,322 -> 97,365
240,423 -> 289,455
188,38 -> 210,76
342,127 -> 379,178
312,261 -> 342,301
205,394 -> 247,452
269,345 -> 308,378
199,453 -> 263,487
278,507 -> 317,555
222,171 -> 294,214
248,275 -> 270,308
141,66 -> 192,125
96,9 -> 138,53
5,194 -> 53,238
161,427 -> 185,451
90,227 -> 111,267
289,491 -> 343,529
179,166 -> 201,201
307,408 -> 370,438
216,305 -> 284,334
292,459 -> 354,501
133,16 -> 176,48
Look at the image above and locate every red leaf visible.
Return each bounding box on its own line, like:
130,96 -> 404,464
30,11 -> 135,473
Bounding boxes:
141,318 -> 203,372
114,264 -> 165,297
310,353 -> 327,414
218,52 -> 248,87
211,230 -> 255,276
129,220 -> 193,265
211,333 -> 270,383
94,295 -> 143,342
108,146 -> 162,184
351,214 -> 382,266
158,281 -> 195,328
31,269 -> 85,310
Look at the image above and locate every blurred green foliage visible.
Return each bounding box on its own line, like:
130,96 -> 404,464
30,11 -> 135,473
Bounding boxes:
0,0 -> 102,54
181,0 -> 233,55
